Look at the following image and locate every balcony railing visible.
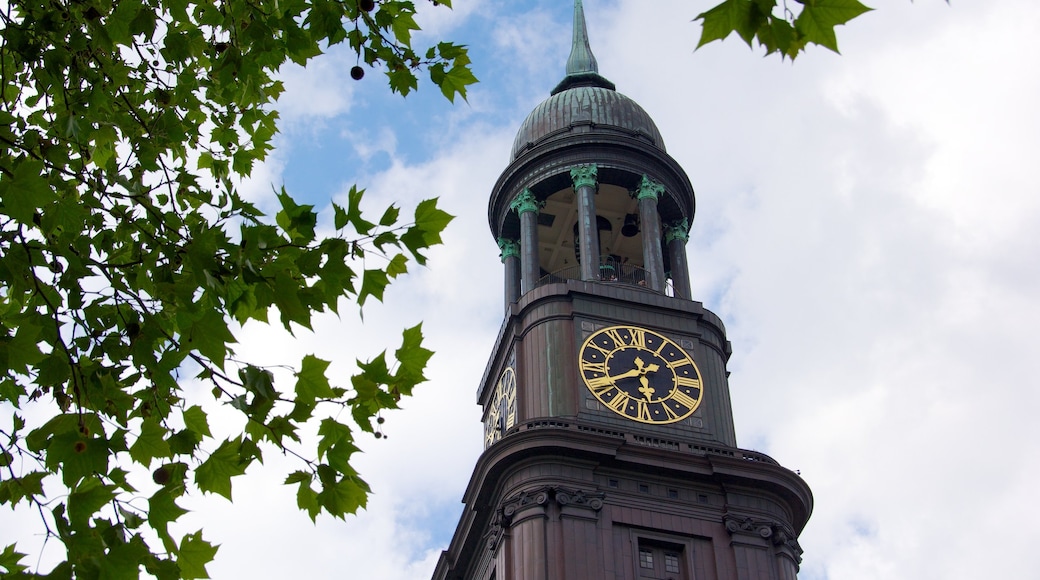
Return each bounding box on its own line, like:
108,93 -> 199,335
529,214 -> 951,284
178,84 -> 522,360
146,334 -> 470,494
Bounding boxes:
535,258 -> 680,298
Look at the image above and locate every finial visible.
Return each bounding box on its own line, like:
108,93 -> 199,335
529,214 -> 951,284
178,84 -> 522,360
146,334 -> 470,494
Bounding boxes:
566,0 -> 598,76
551,0 -> 616,95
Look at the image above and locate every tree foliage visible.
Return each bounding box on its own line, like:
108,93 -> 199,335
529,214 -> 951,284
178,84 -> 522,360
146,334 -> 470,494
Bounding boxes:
0,0 -> 468,576
695,0 -> 873,59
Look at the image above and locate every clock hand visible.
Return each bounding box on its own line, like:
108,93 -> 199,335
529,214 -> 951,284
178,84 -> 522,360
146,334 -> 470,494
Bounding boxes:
638,375 -> 655,400
606,368 -> 643,381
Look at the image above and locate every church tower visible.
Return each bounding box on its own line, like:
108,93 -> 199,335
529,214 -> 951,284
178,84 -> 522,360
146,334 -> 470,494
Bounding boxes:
433,2 -> 812,579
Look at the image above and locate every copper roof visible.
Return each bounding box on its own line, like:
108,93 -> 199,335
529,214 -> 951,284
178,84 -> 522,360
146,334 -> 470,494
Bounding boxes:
510,86 -> 666,162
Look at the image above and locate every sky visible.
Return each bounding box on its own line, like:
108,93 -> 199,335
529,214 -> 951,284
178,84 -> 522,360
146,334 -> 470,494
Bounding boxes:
6,1 -> 1040,578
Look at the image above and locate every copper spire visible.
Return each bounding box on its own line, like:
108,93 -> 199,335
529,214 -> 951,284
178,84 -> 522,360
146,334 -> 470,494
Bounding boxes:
566,0 -> 599,76
552,0 -> 616,95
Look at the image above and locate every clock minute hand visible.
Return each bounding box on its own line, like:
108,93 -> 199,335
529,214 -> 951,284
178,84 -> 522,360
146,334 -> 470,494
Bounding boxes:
607,368 -> 643,381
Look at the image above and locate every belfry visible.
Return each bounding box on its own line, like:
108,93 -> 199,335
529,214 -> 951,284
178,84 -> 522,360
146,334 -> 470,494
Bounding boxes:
433,2 -> 812,578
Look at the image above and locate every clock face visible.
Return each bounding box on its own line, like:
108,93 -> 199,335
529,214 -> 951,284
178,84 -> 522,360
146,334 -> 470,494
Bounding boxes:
579,325 -> 703,424
485,367 -> 517,447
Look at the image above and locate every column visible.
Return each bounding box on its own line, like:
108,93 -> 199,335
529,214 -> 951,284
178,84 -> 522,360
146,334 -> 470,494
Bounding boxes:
498,238 -> 521,309
570,164 -> 600,281
509,188 -> 543,295
637,175 -> 666,292
665,219 -> 691,300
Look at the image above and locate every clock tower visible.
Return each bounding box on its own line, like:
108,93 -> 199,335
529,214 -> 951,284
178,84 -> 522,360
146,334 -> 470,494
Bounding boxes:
433,2 -> 812,579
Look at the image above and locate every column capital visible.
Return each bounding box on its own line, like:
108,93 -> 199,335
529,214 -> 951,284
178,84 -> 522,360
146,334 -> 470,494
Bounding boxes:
570,163 -> 599,191
497,238 -> 521,261
664,219 -> 690,243
637,174 -> 665,201
509,188 -> 544,215
723,513 -> 803,563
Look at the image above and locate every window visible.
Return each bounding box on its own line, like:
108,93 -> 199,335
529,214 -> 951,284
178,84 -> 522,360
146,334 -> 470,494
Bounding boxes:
665,553 -> 680,573
638,483 -> 650,494
637,541 -> 687,579
667,488 -> 679,499
609,478 -> 620,488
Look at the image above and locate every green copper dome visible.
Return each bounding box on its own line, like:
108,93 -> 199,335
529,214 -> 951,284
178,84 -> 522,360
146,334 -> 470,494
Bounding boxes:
509,0 -> 665,161
510,86 -> 666,161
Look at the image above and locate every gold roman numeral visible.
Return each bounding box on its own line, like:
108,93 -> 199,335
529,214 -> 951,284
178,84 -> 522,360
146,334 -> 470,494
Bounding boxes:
670,388 -> 701,410
666,358 -> 691,370
628,328 -> 646,348
581,359 -> 607,374
636,400 -> 652,422
606,391 -> 629,413
604,328 -> 626,347
676,376 -> 701,389
587,375 -> 615,391
585,341 -> 612,356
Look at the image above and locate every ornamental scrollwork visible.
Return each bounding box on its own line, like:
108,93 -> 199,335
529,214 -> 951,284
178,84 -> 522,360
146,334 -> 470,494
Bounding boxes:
722,514 -> 803,563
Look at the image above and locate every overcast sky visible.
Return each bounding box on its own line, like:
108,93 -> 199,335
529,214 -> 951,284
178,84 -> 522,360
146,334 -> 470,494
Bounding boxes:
6,1 -> 1039,578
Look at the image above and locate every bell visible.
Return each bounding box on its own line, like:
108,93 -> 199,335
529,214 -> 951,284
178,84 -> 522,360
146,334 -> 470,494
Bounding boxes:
621,213 -> 640,237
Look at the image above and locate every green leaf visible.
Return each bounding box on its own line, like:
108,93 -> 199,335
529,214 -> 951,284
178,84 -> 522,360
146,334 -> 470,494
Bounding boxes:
149,486 -> 188,551
129,418 -> 171,466
695,0 -> 754,48
47,433 -> 109,486
177,532 -> 219,580
332,202 -> 349,230
400,197 -> 454,265
67,478 -> 116,527
795,0 -> 873,53
295,478 -> 320,521
0,471 -> 47,506
316,474 -> 369,518
435,57 -> 478,102
194,438 -> 247,500
345,186 -> 376,235
275,188 -> 318,242
358,268 -> 390,307
394,324 -> 432,388
0,544 -> 29,575
186,308 -> 236,367
296,355 -> 334,401
386,253 -> 408,278
316,419 -> 355,461
378,204 -> 400,226
183,405 -> 212,438
0,159 -> 54,224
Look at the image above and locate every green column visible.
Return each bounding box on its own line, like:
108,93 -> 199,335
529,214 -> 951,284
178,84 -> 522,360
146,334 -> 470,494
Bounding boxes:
637,175 -> 666,292
509,188 -> 544,295
570,164 -> 600,282
664,220 -> 691,300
